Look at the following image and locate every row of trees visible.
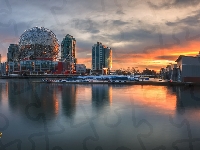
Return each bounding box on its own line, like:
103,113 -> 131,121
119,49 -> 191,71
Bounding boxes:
115,67 -> 156,75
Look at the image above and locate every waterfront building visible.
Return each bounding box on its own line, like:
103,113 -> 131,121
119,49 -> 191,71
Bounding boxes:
0,54 -> 1,74
1,62 -> 7,75
7,44 -> 19,62
160,64 -> 178,81
175,53 -> 200,82
92,42 -> 112,74
170,64 -> 178,81
6,27 -> 67,75
7,44 -> 19,74
76,64 -> 86,74
61,34 -> 76,73
18,27 -> 59,61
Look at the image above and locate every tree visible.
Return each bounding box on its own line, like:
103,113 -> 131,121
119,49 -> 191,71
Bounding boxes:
142,68 -> 156,75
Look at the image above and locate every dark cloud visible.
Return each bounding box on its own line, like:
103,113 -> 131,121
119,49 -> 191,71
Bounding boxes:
105,28 -> 157,43
109,21 -> 200,56
147,0 -> 200,10
166,13 -> 200,27
0,0 -> 199,69
116,10 -> 125,15
155,55 -> 178,60
0,0 -> 12,15
112,20 -> 129,26
114,53 -> 144,59
69,18 -> 100,34
137,65 -> 161,71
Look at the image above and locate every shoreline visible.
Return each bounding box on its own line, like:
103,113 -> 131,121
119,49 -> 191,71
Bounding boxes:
1,76 -> 199,86
0,75 -> 78,79
32,81 -> 200,86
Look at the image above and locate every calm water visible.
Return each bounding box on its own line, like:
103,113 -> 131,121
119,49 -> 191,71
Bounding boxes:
0,79 -> 200,150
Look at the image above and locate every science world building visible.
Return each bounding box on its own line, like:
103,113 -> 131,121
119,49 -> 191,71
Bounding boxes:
7,27 -> 75,75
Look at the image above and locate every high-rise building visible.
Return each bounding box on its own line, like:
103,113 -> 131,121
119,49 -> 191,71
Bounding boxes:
61,34 -> 77,73
0,54 -> 1,74
7,44 -> 19,62
92,42 -> 112,74
61,34 -> 76,62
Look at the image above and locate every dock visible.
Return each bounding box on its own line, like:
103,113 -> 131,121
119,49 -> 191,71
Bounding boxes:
32,81 -> 200,86
0,75 -> 79,79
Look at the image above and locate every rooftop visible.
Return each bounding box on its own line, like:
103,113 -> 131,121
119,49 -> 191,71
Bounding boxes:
175,55 -> 198,62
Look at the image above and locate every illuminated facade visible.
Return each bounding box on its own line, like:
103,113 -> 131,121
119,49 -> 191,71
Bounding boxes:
92,42 -> 112,74
18,27 -> 59,61
5,27 -> 74,75
61,34 -> 77,73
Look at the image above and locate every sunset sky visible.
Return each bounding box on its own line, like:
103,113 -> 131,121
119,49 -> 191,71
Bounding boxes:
1,0 -> 200,72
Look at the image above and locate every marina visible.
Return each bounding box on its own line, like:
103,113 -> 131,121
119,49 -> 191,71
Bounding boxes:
30,75 -> 200,86
34,80 -> 199,86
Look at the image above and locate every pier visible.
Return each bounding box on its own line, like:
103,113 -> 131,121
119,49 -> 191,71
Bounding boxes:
32,80 -> 200,86
0,74 -> 79,79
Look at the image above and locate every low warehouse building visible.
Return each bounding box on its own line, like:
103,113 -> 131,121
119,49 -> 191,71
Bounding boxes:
175,54 -> 200,82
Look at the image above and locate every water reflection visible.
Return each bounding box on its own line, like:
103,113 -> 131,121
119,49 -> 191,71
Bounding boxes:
0,80 -> 8,105
1,80 -> 200,149
3,81 -> 200,117
61,84 -> 76,118
124,85 -> 177,114
91,85 -> 112,109
5,80 -> 64,121
0,82 -> 2,104
175,86 -> 200,115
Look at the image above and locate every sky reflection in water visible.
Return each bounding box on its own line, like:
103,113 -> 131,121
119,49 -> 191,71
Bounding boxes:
0,79 -> 200,150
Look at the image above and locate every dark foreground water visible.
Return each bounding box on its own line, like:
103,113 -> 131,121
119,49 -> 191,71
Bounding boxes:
0,79 -> 200,150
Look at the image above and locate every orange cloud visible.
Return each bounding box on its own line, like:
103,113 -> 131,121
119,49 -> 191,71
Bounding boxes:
1,55 -> 7,62
111,40 -> 200,72
76,40 -> 200,72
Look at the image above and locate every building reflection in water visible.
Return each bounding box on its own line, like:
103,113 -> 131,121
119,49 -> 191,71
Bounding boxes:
7,80 -> 62,120
175,86 -> 200,113
6,80 -> 78,119
0,81 -> 8,105
61,84 -> 76,118
0,81 -> 3,104
3,80 -> 200,120
91,85 -> 112,109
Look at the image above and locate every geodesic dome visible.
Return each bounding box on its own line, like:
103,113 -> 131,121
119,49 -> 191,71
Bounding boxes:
18,27 -> 59,60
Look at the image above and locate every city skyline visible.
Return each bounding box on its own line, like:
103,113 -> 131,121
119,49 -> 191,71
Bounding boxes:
1,0 -> 200,71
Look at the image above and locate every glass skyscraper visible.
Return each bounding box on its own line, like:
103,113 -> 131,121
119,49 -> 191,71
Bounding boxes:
92,42 -> 112,74
61,34 -> 77,73
61,34 -> 76,62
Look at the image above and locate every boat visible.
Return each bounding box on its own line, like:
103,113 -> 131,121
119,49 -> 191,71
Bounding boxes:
41,79 -> 53,83
41,78 -> 109,83
40,75 -> 136,83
